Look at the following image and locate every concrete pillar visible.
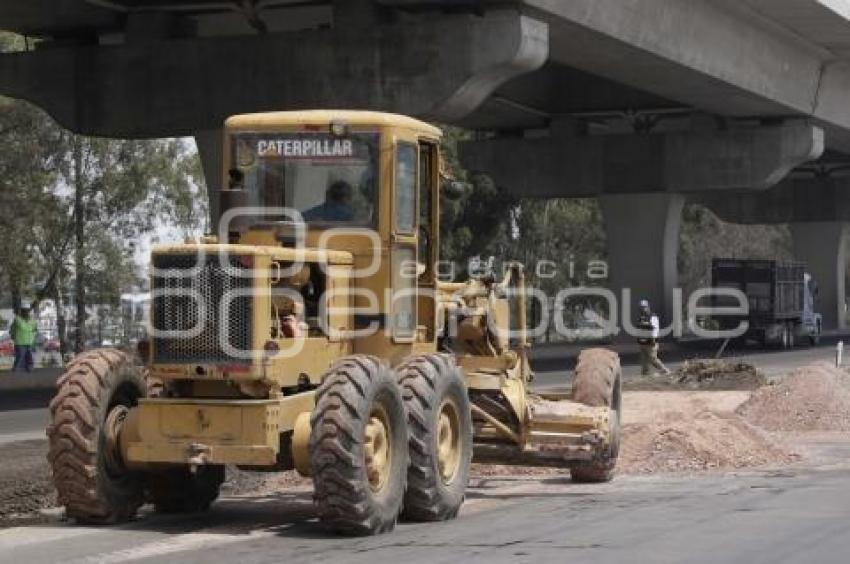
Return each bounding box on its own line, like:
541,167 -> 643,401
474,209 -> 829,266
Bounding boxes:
194,129 -> 223,232
600,193 -> 685,326
791,222 -> 848,331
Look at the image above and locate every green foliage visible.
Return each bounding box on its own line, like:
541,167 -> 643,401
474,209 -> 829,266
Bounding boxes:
58,134 -> 207,249
0,95 -> 65,306
504,199 -> 606,294
0,88 -> 205,348
678,204 -> 792,299
438,126 -> 606,290
440,171 -> 515,275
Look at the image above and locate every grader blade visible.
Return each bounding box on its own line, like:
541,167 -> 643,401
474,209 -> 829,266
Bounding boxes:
473,395 -> 614,467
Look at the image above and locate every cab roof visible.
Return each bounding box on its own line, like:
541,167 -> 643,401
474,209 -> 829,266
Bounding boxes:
225,110 -> 442,138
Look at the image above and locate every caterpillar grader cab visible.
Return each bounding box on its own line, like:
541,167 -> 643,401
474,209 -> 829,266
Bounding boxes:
47,111 -> 621,535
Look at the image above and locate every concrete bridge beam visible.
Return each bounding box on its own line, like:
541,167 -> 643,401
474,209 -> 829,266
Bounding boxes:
0,10 -> 547,138
791,222 -> 848,331
459,121 -> 824,198
600,193 -> 684,326
461,123 -> 822,326
701,176 -> 850,224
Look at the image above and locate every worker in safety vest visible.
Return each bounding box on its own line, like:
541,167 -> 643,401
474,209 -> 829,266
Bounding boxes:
636,299 -> 671,376
10,304 -> 37,373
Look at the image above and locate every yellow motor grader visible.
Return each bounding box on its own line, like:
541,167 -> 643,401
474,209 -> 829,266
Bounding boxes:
47,111 -> 621,535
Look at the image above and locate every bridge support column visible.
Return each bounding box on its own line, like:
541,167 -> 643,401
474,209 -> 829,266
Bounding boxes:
194,130 -> 223,231
600,193 -> 684,326
791,222 -> 848,331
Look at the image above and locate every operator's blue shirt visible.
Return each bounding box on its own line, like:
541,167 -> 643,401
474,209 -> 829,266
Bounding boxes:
302,202 -> 354,222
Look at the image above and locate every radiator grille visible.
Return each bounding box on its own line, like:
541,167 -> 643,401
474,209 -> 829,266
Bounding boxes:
151,253 -> 252,363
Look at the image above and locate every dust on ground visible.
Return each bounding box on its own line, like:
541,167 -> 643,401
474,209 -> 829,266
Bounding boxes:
626,359 -> 768,391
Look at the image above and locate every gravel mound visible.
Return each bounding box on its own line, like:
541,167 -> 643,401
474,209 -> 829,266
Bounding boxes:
619,408 -> 796,474
737,362 -> 850,432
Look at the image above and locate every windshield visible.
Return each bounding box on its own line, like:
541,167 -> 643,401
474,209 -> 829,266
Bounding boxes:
227,132 -> 379,226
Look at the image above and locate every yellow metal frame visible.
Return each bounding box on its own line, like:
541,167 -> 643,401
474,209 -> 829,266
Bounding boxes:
122,392 -> 315,467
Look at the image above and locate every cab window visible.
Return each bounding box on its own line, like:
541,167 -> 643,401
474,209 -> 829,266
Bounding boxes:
395,142 -> 417,234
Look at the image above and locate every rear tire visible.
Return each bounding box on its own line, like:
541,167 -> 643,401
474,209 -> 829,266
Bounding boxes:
396,354 -> 472,522
570,348 -> 622,483
310,355 -> 408,535
147,465 -> 224,513
46,349 -> 146,524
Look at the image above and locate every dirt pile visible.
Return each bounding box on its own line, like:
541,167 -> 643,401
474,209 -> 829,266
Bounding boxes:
627,359 -> 766,391
675,359 -> 767,390
619,407 -> 796,474
737,362 -> 850,432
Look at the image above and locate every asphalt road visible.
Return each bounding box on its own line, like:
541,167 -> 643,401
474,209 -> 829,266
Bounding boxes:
2,457 -> 849,563
0,344 -> 848,562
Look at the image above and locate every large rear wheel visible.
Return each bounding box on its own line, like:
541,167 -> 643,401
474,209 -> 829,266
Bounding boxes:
310,355 -> 408,535
397,354 -> 472,522
569,348 -> 622,483
46,349 -> 146,523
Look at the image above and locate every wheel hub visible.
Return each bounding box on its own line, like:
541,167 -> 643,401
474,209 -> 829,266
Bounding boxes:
436,399 -> 461,484
103,404 -> 130,476
364,408 -> 391,493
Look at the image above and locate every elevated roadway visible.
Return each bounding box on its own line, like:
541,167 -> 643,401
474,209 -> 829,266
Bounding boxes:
4,1 -> 850,329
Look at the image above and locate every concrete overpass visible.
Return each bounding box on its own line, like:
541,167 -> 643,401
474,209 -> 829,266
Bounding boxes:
3,0 -> 850,327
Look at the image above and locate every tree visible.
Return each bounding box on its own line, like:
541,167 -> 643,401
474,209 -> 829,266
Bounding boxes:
56,133 -> 206,352
0,36 -> 206,354
678,203 -> 792,300
0,96 -> 64,311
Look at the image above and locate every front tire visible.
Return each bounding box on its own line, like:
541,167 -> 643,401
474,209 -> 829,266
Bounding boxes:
397,354 -> 472,522
46,349 -> 146,524
569,348 -> 622,483
310,355 -> 408,535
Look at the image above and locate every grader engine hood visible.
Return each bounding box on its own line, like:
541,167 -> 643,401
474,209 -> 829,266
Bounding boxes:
148,242 -> 354,386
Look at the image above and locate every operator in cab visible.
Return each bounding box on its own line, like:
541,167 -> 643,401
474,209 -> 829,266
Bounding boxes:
302,181 -> 354,222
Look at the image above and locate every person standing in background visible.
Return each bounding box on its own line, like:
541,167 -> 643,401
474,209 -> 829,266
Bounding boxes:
636,299 -> 671,376
10,305 -> 37,373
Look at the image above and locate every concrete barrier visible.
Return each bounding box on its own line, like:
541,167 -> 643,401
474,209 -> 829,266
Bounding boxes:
0,368 -> 63,392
